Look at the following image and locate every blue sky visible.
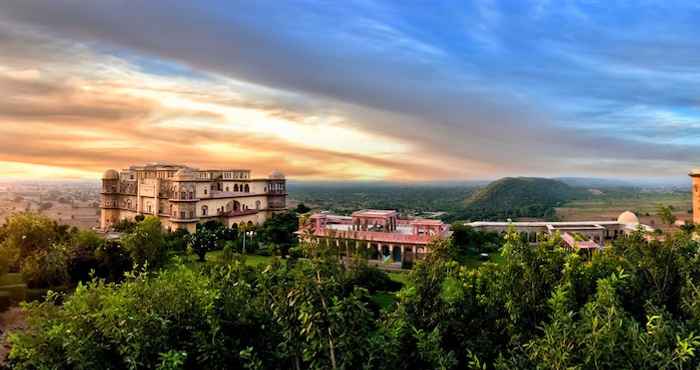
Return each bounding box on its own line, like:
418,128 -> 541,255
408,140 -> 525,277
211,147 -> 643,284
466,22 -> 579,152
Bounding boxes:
0,1 -> 698,181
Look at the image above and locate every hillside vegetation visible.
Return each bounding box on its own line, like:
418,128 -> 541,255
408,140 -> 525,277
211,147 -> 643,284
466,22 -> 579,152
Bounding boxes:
456,177 -> 586,221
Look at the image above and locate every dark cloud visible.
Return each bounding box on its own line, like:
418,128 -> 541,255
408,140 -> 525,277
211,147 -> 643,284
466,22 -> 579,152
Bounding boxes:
1,1 -> 699,179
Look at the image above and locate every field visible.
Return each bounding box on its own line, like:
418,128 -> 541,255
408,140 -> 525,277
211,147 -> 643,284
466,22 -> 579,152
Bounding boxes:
557,190 -> 691,230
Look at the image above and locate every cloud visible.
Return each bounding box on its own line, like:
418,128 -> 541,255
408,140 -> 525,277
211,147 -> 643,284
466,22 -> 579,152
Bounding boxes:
0,1 -> 700,180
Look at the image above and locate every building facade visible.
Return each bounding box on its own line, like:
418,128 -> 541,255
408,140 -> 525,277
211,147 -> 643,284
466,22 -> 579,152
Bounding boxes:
299,209 -> 450,263
690,170 -> 700,224
466,211 -> 653,250
100,162 -> 287,232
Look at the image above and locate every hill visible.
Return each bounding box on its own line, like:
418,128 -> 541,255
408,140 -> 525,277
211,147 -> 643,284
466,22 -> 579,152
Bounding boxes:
455,177 -> 586,221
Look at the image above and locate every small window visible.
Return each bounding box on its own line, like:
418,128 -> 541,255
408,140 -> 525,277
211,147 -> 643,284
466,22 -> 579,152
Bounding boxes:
204,189 -> 207,195
226,186 -> 229,192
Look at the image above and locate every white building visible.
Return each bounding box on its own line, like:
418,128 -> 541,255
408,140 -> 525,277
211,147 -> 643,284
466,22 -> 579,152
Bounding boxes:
100,162 -> 286,232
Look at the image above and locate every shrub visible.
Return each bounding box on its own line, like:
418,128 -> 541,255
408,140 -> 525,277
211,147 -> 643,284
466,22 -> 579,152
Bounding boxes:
94,240 -> 132,282
21,245 -> 69,288
165,228 -> 189,253
8,265 -> 218,369
66,230 -> 104,284
122,216 -> 167,269
222,242 -> 235,263
346,257 -> 402,293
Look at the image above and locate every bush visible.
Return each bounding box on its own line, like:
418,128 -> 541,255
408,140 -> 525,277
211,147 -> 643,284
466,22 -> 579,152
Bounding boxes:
9,265 -> 218,369
165,228 -> 189,253
122,216 -> 167,269
21,245 -> 69,289
288,246 -> 304,259
222,242 -> 235,263
94,240 -> 132,282
66,230 -> 103,284
346,257 -> 402,293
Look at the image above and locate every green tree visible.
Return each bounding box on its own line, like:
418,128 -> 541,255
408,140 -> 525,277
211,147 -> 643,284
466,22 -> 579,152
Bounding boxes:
294,203 -> 311,214
658,205 -> 677,226
122,216 -> 167,269
0,212 -> 59,270
187,227 -> 218,262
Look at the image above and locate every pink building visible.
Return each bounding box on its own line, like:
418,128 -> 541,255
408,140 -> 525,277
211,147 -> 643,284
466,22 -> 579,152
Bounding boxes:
299,209 -> 450,263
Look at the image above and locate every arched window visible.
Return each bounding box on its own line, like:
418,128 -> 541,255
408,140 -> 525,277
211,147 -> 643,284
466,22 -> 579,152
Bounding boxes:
255,200 -> 261,210
180,191 -> 186,199
244,184 -> 250,192
234,184 -> 239,192
225,186 -> 229,192
201,205 -> 208,216
188,191 -> 193,199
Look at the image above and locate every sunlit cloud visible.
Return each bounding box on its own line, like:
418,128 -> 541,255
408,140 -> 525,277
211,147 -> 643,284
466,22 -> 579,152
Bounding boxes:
1,1 -> 700,182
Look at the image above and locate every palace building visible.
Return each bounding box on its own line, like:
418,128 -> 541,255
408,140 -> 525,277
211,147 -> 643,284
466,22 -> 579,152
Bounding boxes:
466,210 -> 654,251
100,162 -> 287,232
299,209 -> 450,264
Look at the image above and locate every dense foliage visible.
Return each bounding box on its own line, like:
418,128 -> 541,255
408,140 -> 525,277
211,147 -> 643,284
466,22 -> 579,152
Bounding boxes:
10,222 -> 700,369
288,182 -> 478,216
456,177 -> 586,221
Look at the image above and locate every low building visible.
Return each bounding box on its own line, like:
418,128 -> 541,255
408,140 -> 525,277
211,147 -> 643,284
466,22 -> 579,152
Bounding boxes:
466,211 -> 653,250
298,209 -> 450,263
100,162 -> 287,232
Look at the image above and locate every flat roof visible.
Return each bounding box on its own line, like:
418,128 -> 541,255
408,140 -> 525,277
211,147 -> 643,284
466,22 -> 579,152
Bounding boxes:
467,221 -> 621,227
410,219 -> 445,225
352,209 -> 398,217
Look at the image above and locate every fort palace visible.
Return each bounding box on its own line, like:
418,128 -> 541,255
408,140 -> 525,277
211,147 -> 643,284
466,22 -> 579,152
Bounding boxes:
100,162 -> 287,232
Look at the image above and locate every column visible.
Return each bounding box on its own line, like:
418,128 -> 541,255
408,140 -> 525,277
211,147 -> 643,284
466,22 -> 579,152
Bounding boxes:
400,245 -> 405,263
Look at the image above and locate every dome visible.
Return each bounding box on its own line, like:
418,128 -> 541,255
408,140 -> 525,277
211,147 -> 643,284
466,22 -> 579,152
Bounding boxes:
617,211 -> 639,225
102,169 -> 119,180
173,167 -> 196,181
269,170 -> 285,179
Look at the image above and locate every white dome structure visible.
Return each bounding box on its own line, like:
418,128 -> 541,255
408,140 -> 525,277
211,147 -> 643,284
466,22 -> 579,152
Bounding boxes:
102,169 -> 119,180
173,167 -> 196,181
269,170 -> 285,179
617,211 -> 639,225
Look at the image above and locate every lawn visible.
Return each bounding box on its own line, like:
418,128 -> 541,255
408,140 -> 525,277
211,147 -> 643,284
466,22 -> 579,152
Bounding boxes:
180,250 -> 275,268
460,252 -> 505,269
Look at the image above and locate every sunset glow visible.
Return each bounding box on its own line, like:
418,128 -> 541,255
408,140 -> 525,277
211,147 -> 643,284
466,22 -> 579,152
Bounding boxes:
1,1 -> 700,181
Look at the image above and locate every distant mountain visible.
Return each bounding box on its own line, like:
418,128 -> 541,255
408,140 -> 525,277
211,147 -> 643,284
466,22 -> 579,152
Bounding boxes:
456,177 -> 586,221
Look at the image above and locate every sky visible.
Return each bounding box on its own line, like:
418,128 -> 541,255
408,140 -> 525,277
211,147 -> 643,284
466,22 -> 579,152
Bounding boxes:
0,1 -> 699,182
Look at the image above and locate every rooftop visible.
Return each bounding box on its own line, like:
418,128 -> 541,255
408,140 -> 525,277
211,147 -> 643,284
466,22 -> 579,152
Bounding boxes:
351,209 -> 398,218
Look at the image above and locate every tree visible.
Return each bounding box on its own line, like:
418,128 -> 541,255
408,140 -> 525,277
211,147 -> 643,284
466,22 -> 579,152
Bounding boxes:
66,229 -> 104,283
258,212 -> 298,256
112,218 -> 137,233
0,212 -> 59,270
187,227 -> 218,262
122,216 -> 167,269
295,203 -> 311,214
658,205 -> 677,226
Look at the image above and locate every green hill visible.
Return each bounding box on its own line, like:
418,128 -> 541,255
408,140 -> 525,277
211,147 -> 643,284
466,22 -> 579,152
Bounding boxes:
456,177 -> 585,221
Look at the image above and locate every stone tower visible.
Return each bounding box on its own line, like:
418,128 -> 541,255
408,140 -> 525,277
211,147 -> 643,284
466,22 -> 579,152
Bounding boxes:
100,169 -> 121,230
690,170 -> 700,224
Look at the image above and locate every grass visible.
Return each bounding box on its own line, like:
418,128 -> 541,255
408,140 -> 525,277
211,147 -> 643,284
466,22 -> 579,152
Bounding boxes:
388,271 -> 409,285
182,250 -> 275,267
370,292 -> 397,310
460,251 -> 505,269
